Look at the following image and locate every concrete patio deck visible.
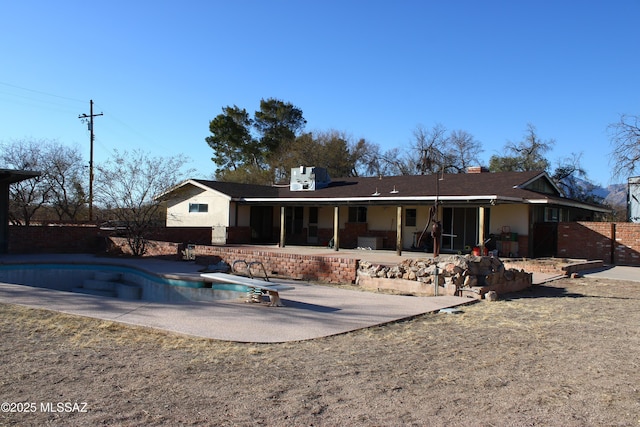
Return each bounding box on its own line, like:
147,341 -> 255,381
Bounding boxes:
3,251 -> 633,343
0,253 -> 472,343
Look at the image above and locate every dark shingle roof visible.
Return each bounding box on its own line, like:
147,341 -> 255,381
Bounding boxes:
272,171 -> 548,200
192,179 -> 279,198
178,171 -> 607,212
156,171 -> 608,214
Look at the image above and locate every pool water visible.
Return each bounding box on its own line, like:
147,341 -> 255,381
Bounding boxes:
0,263 -> 249,303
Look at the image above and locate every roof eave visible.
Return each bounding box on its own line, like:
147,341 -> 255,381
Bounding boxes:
155,179 -> 232,201
525,198 -> 612,213
240,195 -> 514,205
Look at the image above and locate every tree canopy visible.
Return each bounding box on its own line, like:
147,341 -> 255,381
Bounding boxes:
206,98 -> 306,184
487,124 -> 604,204
206,100 -> 605,205
489,123 -> 553,172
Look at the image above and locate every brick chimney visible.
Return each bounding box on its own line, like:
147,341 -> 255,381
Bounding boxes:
467,166 -> 489,174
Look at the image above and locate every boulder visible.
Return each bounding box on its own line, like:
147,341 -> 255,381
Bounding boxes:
356,254 -> 531,299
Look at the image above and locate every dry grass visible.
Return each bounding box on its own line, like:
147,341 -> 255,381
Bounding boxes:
1,277 -> 639,426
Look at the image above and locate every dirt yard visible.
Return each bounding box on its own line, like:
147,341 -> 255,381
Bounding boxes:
1,275 -> 638,426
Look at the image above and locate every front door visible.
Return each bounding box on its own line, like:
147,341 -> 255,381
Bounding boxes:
285,206 -> 305,244
442,207 -> 478,253
533,223 -> 557,257
250,206 -> 274,243
308,207 -> 318,244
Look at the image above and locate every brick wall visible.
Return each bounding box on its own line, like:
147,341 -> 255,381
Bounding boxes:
7,225 -> 213,254
613,223 -> 640,265
342,223 -> 368,248
115,239 -> 357,284
194,245 -> 358,284
557,222 -> 614,264
518,234 -> 529,258
9,222 -> 640,282
8,225 -> 105,253
557,222 -> 640,265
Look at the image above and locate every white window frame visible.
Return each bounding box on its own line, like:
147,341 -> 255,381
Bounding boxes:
189,203 -> 208,213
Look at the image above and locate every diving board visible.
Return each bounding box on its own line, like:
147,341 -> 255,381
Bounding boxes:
200,273 -> 294,307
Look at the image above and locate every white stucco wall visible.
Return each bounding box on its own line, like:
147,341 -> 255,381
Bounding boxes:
366,206 -> 397,230
166,185 -> 231,227
403,206 -> 432,249
489,204 -> 529,236
236,204 -> 251,227
315,206 -> 333,228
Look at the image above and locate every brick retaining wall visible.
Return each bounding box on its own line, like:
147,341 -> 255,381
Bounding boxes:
194,245 -> 358,284
7,222 -> 640,282
106,237 -> 357,284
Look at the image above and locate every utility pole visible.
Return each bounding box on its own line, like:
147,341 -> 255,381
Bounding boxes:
79,100 -> 103,222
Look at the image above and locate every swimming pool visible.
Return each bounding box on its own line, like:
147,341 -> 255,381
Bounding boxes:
0,263 -> 248,303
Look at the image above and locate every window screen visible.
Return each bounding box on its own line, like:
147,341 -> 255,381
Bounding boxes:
189,203 -> 208,213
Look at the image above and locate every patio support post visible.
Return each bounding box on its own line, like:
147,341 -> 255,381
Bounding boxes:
479,206 -> 486,255
396,206 -> 403,256
333,206 -> 340,251
279,206 -> 286,248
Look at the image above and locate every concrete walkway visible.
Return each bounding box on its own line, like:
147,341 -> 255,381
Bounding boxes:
581,265 -> 640,282
0,254 -> 472,343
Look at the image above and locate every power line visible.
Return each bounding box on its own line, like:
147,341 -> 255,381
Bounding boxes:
0,81 -> 85,103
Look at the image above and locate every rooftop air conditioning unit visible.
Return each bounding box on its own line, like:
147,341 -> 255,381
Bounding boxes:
290,166 -> 330,191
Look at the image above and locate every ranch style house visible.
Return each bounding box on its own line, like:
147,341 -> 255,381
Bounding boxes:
157,166 -> 610,258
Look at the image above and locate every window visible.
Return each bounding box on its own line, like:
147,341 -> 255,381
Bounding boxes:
285,206 -> 304,234
189,203 -> 208,213
406,208 -> 417,227
309,207 -> 318,224
545,207 -> 561,222
348,206 -> 367,223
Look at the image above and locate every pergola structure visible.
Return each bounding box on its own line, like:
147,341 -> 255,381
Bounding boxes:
0,169 -> 40,253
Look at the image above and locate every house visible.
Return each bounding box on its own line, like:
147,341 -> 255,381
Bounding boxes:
157,167 -> 610,258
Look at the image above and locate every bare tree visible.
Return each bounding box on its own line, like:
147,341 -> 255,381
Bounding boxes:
1,138 -> 51,225
552,153 -> 603,203
45,143 -> 88,221
350,138 -> 399,177
447,130 -> 483,173
608,113 -> 640,180
95,149 -> 192,256
1,139 -> 89,224
413,124 -> 448,175
490,123 -> 554,172
401,124 -> 483,175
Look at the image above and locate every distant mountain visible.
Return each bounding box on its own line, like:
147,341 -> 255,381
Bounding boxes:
564,177 -> 627,208
600,183 -> 627,208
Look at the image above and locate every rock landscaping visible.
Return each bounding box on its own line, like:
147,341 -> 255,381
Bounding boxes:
356,254 -> 532,299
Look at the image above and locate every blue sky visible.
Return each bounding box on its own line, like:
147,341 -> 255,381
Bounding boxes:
2,0 -> 638,186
